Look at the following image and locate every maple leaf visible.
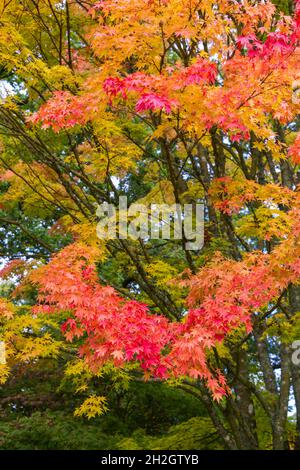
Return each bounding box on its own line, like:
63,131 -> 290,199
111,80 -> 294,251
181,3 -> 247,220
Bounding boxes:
103,77 -> 127,98
135,93 -> 177,114
28,91 -> 86,132
74,395 -> 108,419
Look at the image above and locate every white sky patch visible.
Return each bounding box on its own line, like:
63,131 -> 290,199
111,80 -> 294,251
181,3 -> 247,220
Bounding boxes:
0,80 -> 14,99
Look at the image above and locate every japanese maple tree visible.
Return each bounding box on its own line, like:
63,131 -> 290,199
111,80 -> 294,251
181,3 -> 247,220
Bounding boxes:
0,0 -> 300,450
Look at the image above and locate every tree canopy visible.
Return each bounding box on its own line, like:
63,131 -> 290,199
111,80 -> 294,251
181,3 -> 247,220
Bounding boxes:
0,0 -> 300,450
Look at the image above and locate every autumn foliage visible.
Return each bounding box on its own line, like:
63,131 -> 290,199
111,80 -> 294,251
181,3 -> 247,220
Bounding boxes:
1,0 -> 300,450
